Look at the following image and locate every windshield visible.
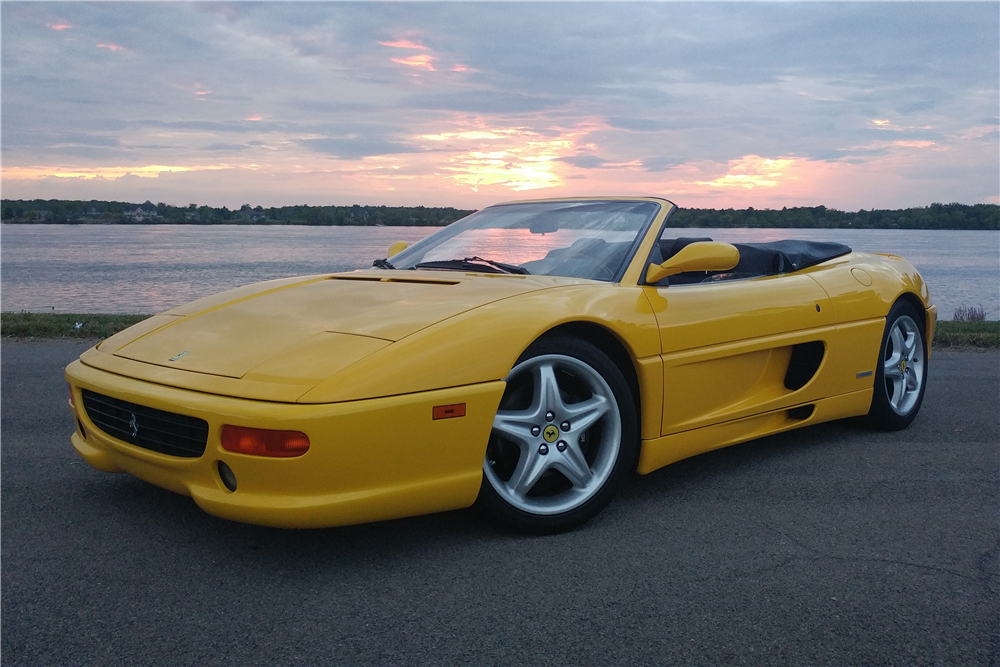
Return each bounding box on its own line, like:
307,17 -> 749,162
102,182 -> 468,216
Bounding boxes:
387,200 -> 660,281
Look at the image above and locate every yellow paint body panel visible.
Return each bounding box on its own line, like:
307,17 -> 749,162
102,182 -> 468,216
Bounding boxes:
65,196 -> 936,528
67,359 -> 505,528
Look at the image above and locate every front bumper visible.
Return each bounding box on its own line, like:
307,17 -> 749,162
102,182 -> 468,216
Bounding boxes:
67,359 -> 505,528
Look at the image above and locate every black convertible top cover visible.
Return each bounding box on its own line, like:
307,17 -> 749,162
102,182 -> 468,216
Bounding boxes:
732,240 -> 852,275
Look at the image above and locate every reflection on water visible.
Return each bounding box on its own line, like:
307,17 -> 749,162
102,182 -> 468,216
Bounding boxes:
1,224 -> 997,320
1,225 -> 437,315
421,228 -> 638,266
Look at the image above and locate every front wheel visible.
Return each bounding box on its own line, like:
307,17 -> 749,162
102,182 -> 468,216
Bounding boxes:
866,300 -> 928,431
477,336 -> 638,533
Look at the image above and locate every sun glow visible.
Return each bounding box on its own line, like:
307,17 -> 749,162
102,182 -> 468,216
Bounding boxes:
695,156 -> 796,190
419,124 -> 594,192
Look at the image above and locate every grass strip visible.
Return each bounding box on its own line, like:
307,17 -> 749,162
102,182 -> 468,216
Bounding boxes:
3,312 -> 999,350
1,312 -> 149,340
933,320 -> 1000,351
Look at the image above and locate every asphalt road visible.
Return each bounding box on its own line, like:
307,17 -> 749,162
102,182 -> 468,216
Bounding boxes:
2,341 -> 997,666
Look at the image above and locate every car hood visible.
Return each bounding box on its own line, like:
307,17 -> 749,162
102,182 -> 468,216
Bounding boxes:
93,271 -> 579,383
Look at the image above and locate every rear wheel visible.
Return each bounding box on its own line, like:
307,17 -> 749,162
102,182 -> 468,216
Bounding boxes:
866,300 -> 928,430
477,336 -> 638,533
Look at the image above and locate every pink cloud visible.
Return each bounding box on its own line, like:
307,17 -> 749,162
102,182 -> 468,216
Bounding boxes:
47,23 -> 72,31
391,54 -> 436,71
97,43 -> 128,52
245,115 -> 262,121
379,39 -> 428,50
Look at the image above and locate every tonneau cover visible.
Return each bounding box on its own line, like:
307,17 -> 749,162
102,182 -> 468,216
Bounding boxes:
733,240 -> 852,274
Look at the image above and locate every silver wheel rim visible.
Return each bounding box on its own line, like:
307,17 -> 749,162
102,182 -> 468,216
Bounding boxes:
484,354 -> 622,515
883,315 -> 925,415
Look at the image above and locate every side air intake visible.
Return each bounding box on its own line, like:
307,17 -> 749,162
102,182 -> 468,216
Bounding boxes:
784,341 -> 825,390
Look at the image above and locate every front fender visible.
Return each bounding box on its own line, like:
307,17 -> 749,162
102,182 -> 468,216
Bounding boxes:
297,284 -> 662,404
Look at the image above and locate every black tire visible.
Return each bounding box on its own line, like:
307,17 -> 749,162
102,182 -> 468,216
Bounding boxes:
865,300 -> 928,431
477,335 -> 639,533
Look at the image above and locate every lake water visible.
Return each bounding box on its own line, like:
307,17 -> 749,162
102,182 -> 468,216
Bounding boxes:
2,224 -> 997,320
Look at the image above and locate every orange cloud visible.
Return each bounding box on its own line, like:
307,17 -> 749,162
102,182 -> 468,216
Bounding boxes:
97,43 -> 128,52
47,23 -> 72,31
391,54 -> 437,71
379,39 -> 428,50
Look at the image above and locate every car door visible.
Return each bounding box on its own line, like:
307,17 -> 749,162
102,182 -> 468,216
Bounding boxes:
642,273 -> 835,436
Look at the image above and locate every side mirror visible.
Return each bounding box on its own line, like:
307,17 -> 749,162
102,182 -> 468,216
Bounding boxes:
387,241 -> 408,258
646,242 -> 739,284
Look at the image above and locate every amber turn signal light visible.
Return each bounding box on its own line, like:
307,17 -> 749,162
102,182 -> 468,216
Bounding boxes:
221,425 -> 310,458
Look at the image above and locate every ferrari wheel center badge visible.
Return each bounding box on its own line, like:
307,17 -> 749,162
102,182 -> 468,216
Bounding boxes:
543,425 -> 559,443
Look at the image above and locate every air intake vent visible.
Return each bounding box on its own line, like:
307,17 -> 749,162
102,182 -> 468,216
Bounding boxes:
81,390 -> 208,458
784,341 -> 825,390
787,405 -> 815,420
328,276 -> 459,285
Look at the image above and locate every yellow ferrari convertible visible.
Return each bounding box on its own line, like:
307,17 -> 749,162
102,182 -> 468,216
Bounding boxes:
66,197 -> 935,532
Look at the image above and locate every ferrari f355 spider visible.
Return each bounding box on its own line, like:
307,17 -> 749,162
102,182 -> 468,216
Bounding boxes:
66,197 -> 934,532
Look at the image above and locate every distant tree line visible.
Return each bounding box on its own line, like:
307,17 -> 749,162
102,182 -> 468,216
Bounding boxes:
670,203 -> 998,230
1,199 -> 997,230
0,199 -> 475,227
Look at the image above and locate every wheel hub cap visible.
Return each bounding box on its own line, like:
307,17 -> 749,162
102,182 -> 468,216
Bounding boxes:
485,354 -> 622,516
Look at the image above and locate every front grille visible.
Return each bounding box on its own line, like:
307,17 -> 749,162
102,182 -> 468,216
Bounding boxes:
81,390 -> 208,458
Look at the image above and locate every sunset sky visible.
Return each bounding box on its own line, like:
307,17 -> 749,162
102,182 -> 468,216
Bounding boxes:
2,2 -> 998,210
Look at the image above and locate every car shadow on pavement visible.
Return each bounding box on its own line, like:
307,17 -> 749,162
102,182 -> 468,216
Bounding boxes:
64,414 -> 882,573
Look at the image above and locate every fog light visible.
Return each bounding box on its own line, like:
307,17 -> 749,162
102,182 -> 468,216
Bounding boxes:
218,461 -> 237,492
221,425 -> 310,458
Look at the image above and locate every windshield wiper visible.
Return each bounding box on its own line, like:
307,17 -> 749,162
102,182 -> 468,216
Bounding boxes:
414,256 -> 529,275
372,258 -> 395,270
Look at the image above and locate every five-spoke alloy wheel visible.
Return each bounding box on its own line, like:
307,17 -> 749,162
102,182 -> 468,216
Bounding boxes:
477,336 -> 638,533
866,300 -> 928,430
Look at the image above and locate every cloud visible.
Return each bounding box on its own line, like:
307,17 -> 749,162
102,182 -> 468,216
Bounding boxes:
379,40 -> 427,50
300,137 -> 422,160
557,156 -> 611,169
1,2 -> 996,208
391,54 -> 436,71
204,143 -> 251,152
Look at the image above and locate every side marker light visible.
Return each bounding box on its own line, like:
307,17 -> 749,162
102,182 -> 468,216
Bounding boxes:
433,403 -> 467,420
221,425 -> 310,458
